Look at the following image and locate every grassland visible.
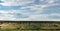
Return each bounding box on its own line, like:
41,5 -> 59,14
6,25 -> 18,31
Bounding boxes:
0,21 -> 60,31
0,29 -> 60,31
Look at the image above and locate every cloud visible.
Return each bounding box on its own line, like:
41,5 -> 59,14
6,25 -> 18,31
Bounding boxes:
0,10 -> 14,20
0,10 -> 60,21
1,0 -> 57,6
27,13 -> 60,21
0,0 -> 60,21
0,10 -> 33,21
1,0 -> 35,6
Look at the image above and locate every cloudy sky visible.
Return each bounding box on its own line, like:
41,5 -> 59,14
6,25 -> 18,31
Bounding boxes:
0,0 -> 60,21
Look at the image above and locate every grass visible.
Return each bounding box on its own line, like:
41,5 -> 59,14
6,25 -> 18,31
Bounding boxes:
0,29 -> 60,31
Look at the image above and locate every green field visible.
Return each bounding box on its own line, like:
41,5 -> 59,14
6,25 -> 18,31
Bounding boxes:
0,29 -> 60,31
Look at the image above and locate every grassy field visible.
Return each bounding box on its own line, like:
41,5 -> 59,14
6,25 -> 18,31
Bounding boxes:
0,29 -> 60,31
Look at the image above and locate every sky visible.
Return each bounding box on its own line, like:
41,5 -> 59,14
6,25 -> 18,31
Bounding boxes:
0,0 -> 60,21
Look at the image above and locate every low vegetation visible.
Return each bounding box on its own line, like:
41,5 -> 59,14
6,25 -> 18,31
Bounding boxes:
0,29 -> 60,31
0,22 -> 60,30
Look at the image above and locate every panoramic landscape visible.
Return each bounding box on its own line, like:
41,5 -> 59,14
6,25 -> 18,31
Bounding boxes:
0,0 -> 60,31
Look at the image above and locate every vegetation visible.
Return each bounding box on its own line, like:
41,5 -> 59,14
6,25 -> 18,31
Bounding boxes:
0,29 -> 60,31
0,21 -> 60,30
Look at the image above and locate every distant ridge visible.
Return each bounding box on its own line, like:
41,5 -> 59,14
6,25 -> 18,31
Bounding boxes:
0,21 -> 59,23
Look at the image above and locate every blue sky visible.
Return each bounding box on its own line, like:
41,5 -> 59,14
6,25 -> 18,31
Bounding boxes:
0,0 -> 60,21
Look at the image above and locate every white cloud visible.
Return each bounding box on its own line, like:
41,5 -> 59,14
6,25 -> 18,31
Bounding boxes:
0,10 -> 32,21
0,10 -> 60,21
1,0 -> 34,6
0,0 -> 60,21
0,10 -> 15,20
48,0 -> 54,4
27,13 -> 60,21
1,0 -> 57,6
27,5 -> 47,10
